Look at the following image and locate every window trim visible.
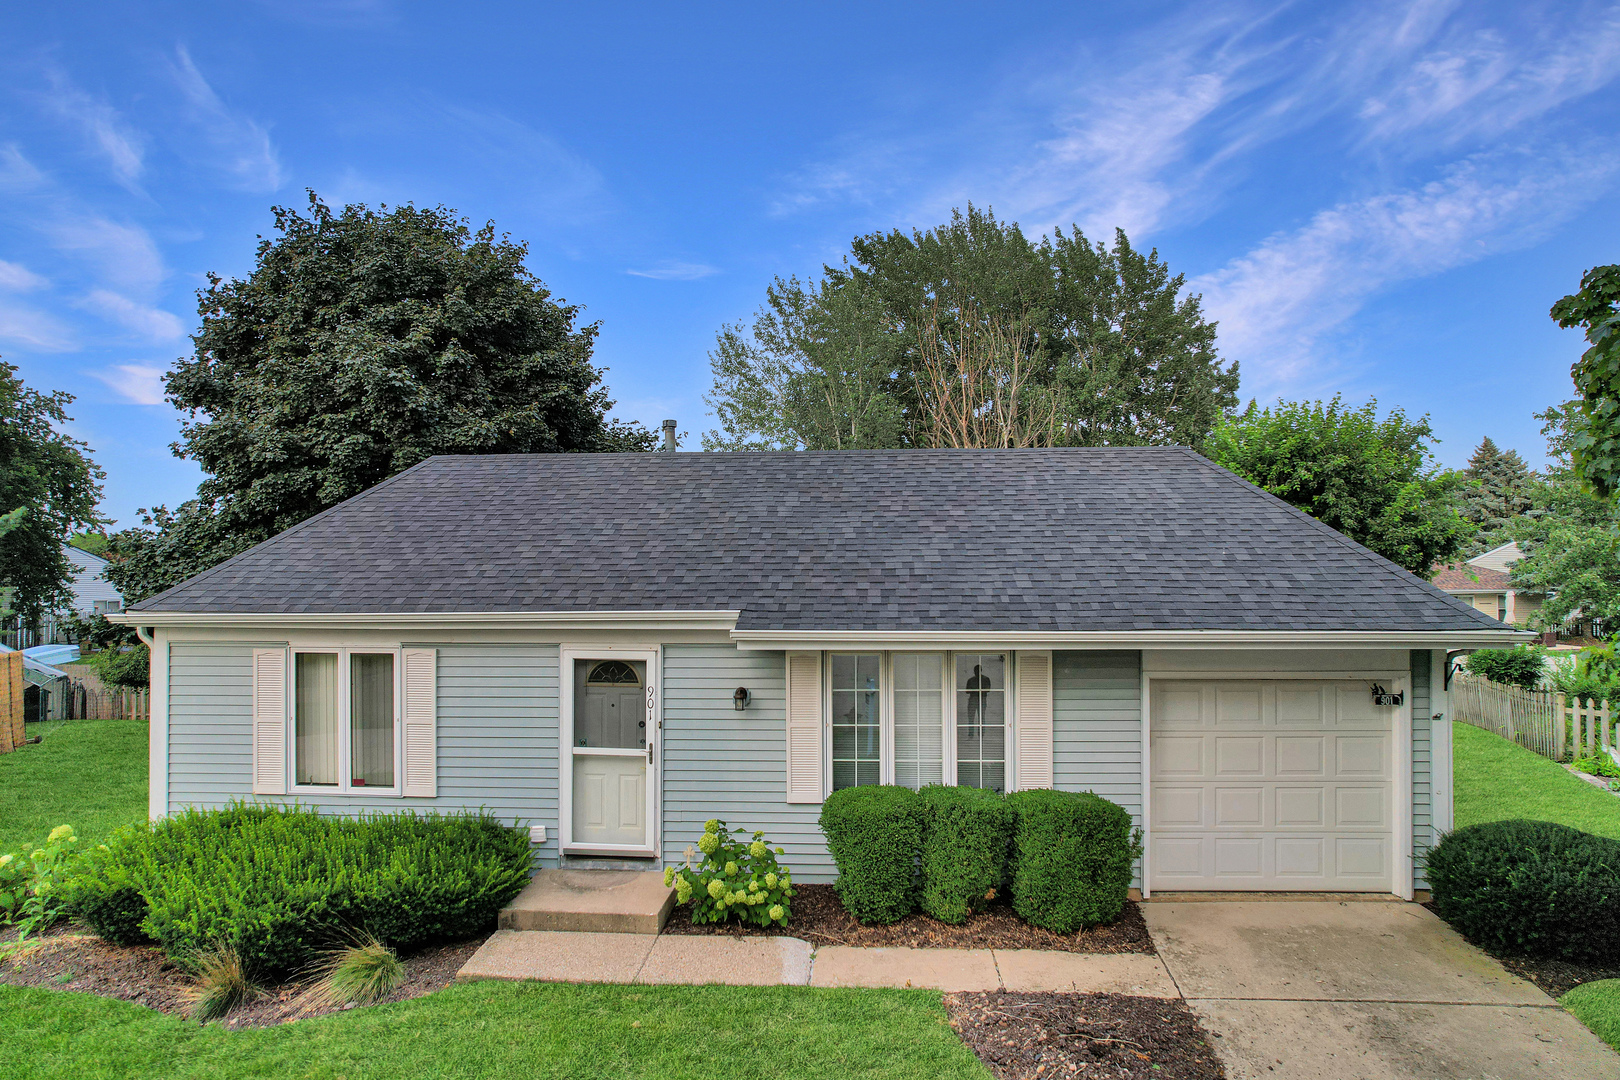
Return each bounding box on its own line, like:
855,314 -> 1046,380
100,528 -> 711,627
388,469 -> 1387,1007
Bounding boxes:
823,650 -> 1017,796
286,646 -> 404,798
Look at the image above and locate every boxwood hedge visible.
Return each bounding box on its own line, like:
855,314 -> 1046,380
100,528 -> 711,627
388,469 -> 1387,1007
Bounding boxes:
1007,789 -> 1137,933
1427,819 -> 1620,961
917,785 -> 1014,924
66,804 -> 532,977
818,785 -> 923,925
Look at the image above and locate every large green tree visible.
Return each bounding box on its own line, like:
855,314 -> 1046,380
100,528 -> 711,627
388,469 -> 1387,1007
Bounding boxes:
704,205 -> 1237,451
1552,264 -> 1620,499
1205,396 -> 1470,576
1459,436 -> 1536,552
108,194 -> 653,604
0,364 -> 105,625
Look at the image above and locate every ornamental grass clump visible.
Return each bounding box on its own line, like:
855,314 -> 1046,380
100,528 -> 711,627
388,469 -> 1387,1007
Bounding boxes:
303,932 -> 406,1008
664,820 -> 793,927
819,785 -> 924,925
65,803 -> 531,979
1007,789 -> 1138,934
180,944 -> 261,1022
917,785 -> 1014,924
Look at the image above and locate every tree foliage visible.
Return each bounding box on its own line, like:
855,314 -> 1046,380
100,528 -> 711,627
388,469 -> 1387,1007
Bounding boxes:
0,364 -> 105,624
1459,436 -> 1536,553
108,194 -> 653,604
704,205 -> 1237,451
1553,264 -> 1620,500
1205,396 -> 1470,576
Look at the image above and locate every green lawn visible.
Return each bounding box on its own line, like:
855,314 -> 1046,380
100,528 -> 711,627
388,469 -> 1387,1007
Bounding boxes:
0,718 -> 148,852
1452,720 -> 1620,840
0,980 -> 988,1080
1563,980 -> 1620,1052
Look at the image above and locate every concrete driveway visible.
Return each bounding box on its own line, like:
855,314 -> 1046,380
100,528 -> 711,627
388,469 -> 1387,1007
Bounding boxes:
1143,901 -> 1620,1080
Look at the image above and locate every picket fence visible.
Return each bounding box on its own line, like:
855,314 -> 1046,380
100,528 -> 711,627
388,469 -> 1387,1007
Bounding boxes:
1451,672 -> 1615,762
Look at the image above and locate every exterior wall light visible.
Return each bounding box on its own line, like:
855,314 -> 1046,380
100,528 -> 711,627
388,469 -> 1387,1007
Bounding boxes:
733,686 -> 752,711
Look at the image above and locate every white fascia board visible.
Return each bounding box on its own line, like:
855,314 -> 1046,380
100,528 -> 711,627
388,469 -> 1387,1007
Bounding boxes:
729,628 -> 1534,651
110,610 -> 741,633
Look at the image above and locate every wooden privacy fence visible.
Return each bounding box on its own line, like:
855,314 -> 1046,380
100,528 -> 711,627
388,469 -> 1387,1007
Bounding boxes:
0,652 -> 22,753
1452,672 -> 1617,762
61,682 -> 148,722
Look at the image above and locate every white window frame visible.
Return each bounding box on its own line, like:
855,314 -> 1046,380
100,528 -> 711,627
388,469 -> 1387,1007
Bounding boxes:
287,646 -> 404,798
823,650 -> 1018,795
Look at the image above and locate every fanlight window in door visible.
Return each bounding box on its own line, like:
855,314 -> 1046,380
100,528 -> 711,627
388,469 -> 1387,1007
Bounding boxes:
575,658 -> 648,748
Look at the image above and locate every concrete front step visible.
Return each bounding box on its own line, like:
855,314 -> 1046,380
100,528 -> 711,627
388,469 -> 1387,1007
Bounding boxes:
498,869 -> 677,934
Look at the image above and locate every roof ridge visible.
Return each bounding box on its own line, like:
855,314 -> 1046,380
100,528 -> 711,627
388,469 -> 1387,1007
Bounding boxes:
1172,447 -> 1502,626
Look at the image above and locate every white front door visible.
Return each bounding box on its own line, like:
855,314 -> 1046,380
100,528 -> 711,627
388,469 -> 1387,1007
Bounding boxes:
1149,680 -> 1395,892
566,655 -> 656,854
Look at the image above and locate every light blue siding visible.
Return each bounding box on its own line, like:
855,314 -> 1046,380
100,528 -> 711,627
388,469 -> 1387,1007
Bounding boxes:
1054,650 -> 1143,887
660,645 -> 834,882
1411,648 -> 1433,890
167,642 -> 562,867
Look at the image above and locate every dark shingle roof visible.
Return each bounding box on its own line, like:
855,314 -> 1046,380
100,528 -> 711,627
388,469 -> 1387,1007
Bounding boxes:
1431,562 -> 1511,591
132,447 -> 1503,633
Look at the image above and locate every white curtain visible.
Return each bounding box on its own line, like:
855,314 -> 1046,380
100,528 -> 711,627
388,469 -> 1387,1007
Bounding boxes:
893,653 -> 944,790
295,653 -> 339,786
350,653 -> 395,787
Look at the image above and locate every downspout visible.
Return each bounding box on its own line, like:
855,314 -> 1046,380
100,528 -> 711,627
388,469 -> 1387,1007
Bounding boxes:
134,625 -> 155,648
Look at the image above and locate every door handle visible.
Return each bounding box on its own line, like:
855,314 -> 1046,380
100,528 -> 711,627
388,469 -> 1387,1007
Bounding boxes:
647,742 -> 653,764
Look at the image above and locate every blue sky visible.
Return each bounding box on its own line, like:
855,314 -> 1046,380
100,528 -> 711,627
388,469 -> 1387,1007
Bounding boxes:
5,1 -> 1620,528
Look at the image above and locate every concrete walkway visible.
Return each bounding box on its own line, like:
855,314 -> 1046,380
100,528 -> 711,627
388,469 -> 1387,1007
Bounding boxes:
457,929 -> 1177,995
1144,901 -> 1620,1080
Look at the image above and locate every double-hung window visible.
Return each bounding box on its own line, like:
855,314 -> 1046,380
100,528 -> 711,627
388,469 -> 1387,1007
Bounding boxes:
827,651 -> 1010,794
292,649 -> 400,793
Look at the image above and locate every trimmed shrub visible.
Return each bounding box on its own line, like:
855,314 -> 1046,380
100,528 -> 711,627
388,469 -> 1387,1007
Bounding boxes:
1427,820 -> 1620,962
819,785 -> 923,925
1463,645 -> 1545,690
917,785 -> 1014,924
1007,789 -> 1138,933
66,804 -> 532,978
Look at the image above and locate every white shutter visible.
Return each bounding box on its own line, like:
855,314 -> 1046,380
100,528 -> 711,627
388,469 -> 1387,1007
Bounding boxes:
402,649 -> 437,798
1014,650 -> 1054,791
785,651 -> 823,803
251,648 -> 288,796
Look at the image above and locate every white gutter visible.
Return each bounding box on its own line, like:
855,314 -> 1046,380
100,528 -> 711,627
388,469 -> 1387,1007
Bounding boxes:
727,628 -> 1534,651
108,609 -> 743,633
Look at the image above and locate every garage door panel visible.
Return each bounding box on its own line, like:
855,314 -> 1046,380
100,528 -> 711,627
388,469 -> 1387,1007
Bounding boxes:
1275,736 -> 1325,776
1151,679 -> 1395,893
1214,736 -> 1264,776
1275,787 -> 1325,827
1214,786 -> 1266,827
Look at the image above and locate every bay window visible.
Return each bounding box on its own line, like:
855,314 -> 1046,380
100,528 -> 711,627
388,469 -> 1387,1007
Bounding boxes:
293,649 -> 399,793
827,651 -> 1011,794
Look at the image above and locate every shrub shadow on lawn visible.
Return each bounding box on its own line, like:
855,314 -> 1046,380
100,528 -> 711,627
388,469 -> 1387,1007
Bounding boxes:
663,883 -> 1154,953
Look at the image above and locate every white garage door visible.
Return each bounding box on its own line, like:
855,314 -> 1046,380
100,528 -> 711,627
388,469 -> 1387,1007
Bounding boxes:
1149,680 -> 1395,892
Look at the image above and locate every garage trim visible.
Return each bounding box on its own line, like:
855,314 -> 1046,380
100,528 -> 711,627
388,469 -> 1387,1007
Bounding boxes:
1140,667 -> 1413,900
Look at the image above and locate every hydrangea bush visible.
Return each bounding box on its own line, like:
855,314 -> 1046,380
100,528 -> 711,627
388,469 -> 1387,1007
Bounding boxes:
664,819 -> 793,927
0,824 -> 82,939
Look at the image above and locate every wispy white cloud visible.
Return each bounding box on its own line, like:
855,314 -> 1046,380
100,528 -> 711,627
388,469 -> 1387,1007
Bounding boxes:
41,70 -> 145,188
80,289 -> 187,341
626,261 -> 720,281
0,144 -> 46,192
47,217 -> 166,294
170,46 -> 284,192
91,363 -> 168,405
1192,145 -> 1620,392
0,261 -> 47,292
0,303 -> 75,351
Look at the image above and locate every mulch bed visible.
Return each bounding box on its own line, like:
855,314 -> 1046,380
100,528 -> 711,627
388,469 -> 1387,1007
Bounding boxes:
0,922 -> 483,1028
662,883 -> 1153,953
944,990 -> 1224,1080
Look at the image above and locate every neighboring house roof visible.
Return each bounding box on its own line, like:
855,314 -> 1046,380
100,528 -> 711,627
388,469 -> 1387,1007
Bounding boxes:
63,543 -> 123,615
1431,563 -> 1511,592
1466,540 -> 1523,574
130,447 -> 1506,633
